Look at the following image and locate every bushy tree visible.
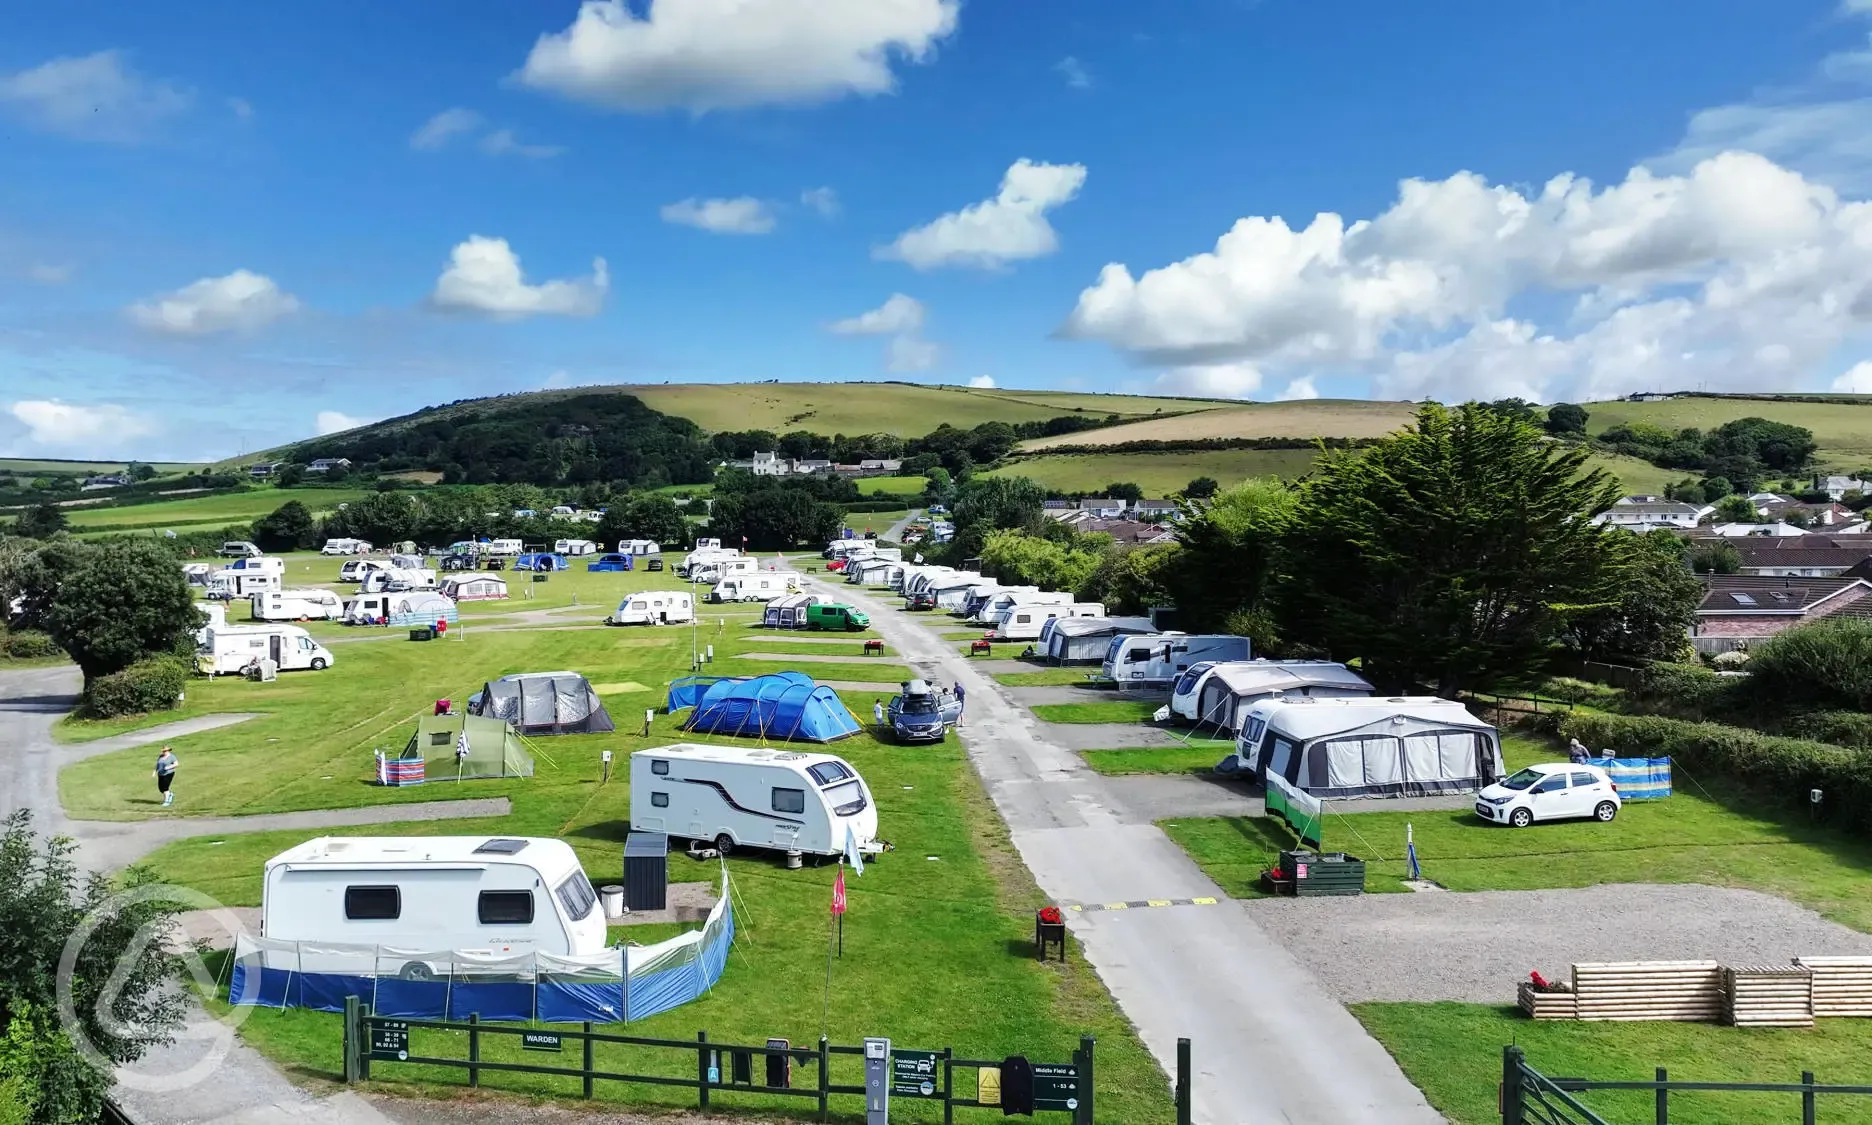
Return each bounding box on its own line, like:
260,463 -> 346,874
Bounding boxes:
1182,477 -> 1220,500
1543,402 -> 1589,435
1080,543 -> 1177,616
598,495 -> 690,547
1160,478 -> 1294,642
706,488 -> 842,550
1713,495 -> 1757,523
978,529 -> 1107,592
1102,481 -> 1143,502
250,500 -> 317,552
45,541 -> 198,684
0,812 -> 188,1123
946,476 -> 1045,559
1688,540 -> 1741,575
274,463 -> 306,487
323,491 -> 420,546
12,503 -> 66,540
921,467 -> 953,507
1280,403 -> 1624,694
0,538 -> 91,633
1748,617 -> 1872,711
1562,531 -> 1702,662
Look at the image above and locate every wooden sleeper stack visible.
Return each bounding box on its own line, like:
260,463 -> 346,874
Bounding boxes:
1725,964 -> 1814,1028
1794,957 -> 1872,1018
1517,981 -> 1577,1020
1570,961 -> 1724,1023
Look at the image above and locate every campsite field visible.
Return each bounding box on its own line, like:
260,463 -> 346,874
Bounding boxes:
80,566 -> 1175,1122
63,487 -> 371,532
1080,743 -> 1232,777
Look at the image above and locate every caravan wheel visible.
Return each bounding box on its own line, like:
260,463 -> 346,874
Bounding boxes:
714,833 -> 735,857
398,961 -> 436,982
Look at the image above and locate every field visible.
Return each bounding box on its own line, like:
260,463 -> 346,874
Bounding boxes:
63,487 -> 372,532
987,449 -> 1320,494
857,476 -> 929,496
0,457 -> 201,475
1586,396 -> 1872,470
1018,400 -> 1421,450
59,559 -> 1173,1122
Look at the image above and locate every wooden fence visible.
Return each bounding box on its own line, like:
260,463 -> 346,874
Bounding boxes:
1725,965 -> 1814,1028
1796,956 -> 1872,1017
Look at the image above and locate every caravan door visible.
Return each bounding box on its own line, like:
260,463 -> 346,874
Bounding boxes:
268,633 -> 283,664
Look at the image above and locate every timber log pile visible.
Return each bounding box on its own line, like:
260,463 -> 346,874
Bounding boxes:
1571,961 -> 1724,1023
1724,964 -> 1814,1029
1795,957 -> 1872,1018
1517,981 -> 1577,1021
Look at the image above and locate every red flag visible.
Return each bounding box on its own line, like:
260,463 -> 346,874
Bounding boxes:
831,867 -> 847,916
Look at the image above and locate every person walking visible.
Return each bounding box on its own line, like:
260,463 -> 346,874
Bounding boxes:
154,746 -> 179,808
1566,737 -> 1590,764
873,699 -> 886,730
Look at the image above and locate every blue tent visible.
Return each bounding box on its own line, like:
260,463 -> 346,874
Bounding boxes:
667,675 -> 740,712
683,672 -> 862,742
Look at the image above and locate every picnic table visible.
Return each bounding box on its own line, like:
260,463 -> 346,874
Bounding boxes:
861,639 -> 885,656
969,639 -> 994,656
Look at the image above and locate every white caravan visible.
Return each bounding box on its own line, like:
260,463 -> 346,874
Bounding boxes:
206,570 -> 282,601
360,567 -> 438,593
343,591 -> 456,626
487,538 -> 523,557
338,558 -> 389,583
251,588 -> 344,622
901,566 -> 957,596
691,556 -> 757,584
387,553 -> 425,571
679,546 -> 741,578
710,573 -> 800,603
929,574 -> 986,612
321,538 -> 373,556
629,743 -> 881,858
1100,633 -> 1253,688
991,604 -> 1070,641
609,590 -> 695,626
1173,660 -> 1375,731
1227,696 -> 1504,800
971,589 -> 1069,625
616,539 -> 662,558
554,539 -> 598,556
847,558 -> 897,586
225,556 -> 287,576
192,601 -> 227,646
199,624 -> 335,675
259,836 -> 606,959
1065,603 -> 1106,619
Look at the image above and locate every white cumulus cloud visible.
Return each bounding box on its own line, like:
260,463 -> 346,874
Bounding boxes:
1054,57 -> 1091,90
829,293 -> 924,335
0,50 -> 190,142
8,400 -> 153,447
128,270 -> 300,336
968,375 -> 997,388
801,186 -> 841,217
411,107 -> 484,149
886,335 -> 939,372
1153,361 -> 1263,400
429,236 -> 609,319
316,410 -> 371,436
880,158 -> 1087,270
660,196 -> 776,234
479,129 -> 564,159
1276,376 -> 1320,401
1833,359 -> 1872,393
516,0 -> 959,113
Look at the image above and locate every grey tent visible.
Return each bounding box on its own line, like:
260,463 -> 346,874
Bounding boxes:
1040,616 -> 1157,664
471,671 -> 615,735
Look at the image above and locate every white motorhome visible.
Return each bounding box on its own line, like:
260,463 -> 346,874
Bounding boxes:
609,590 -> 695,626
487,538 -> 523,557
991,603 -> 1069,641
691,556 -> 757,584
321,538 -> 373,556
192,601 -> 227,646
1100,633 -> 1253,688
259,836 -> 607,960
710,573 -> 799,603
554,539 -> 598,556
225,556 -> 287,576
251,588 -> 344,622
199,624 -> 335,675
630,743 -> 880,858
338,558 -> 389,583
206,570 -> 282,601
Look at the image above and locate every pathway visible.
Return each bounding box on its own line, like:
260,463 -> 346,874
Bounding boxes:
800,573 -> 1444,1125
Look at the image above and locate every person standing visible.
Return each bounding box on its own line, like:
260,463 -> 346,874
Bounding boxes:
154,746 -> 178,808
873,699 -> 885,730
1567,738 -> 1589,764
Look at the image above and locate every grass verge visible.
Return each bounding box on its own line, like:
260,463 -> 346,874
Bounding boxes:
1080,743 -> 1231,776
1030,701 -> 1162,725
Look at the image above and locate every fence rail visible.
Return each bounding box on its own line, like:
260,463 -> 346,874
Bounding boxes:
1462,692 -> 1576,716
1501,1045 -> 1872,1124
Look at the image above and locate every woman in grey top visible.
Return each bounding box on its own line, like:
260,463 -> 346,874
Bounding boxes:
154,746 -> 178,807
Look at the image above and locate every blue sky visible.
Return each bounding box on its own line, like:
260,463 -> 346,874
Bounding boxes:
4,0 -> 1872,459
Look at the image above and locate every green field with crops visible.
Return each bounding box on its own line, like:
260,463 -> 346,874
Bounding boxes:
62,487 -> 372,531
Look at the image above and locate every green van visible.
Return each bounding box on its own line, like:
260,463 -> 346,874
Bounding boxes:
806,603 -> 871,631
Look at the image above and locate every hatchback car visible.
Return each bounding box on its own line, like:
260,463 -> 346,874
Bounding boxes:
1475,763 -> 1620,828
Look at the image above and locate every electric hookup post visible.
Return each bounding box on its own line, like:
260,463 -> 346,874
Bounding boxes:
865,1036 -> 891,1124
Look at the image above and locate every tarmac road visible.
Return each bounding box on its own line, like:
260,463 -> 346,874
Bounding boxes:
804,573 -> 1444,1125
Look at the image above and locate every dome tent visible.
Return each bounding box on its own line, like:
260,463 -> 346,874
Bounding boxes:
682,672 -> 861,742
472,672 -> 615,736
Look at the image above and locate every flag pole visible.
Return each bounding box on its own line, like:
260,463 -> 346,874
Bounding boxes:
821,863 -> 838,1041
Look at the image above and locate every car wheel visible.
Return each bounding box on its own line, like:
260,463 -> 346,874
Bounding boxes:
715,833 -> 735,857
399,961 -> 435,982
310,658 -> 327,670
1595,801 -> 1618,822
1509,807 -> 1533,828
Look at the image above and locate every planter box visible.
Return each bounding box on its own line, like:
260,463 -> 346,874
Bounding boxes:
1518,981 -> 1577,1020
1279,849 -> 1365,897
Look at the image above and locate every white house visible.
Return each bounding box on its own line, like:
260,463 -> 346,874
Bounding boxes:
1079,497 -> 1126,519
1591,496 -> 1709,531
1816,476 -> 1872,501
751,452 -> 788,476
1707,521 -> 1809,538
307,458 -> 353,474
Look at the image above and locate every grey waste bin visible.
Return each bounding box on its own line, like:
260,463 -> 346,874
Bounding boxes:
624,831 -> 668,912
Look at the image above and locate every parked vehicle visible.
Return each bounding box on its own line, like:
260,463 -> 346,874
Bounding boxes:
711,574 -> 800,603
646,558 -> 664,571
388,553 -> 424,570
1227,696 -> 1504,800
360,568 -> 438,593
220,541 -> 262,558
991,604 -> 1069,641
616,539 -> 662,558
1100,633 -> 1252,687
206,570 -> 282,601
906,590 -> 938,611
343,591 -> 457,627
806,603 -> 870,631
888,679 -> 962,743
608,591 -> 695,626
678,545 -> 739,578
586,553 -> 634,573
691,556 -> 757,585
251,589 -> 344,622
629,743 -> 880,858
259,836 -> 606,959
1476,763 -> 1620,828
486,539 -> 523,557
199,623 -> 335,675
554,539 -> 598,556
225,556 -> 286,575
320,538 -> 373,556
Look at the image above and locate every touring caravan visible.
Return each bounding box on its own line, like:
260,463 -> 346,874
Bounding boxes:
901,566 -> 957,597
1227,696 -> 1504,800
361,568 -> 438,593
971,589 -> 1071,624
487,539 -> 523,557
181,562 -> 215,587
338,558 -> 389,583
321,538 -> 372,556
388,554 -> 425,571
226,556 -> 286,575
629,743 -> 880,858
1100,633 -> 1253,688
762,593 -> 825,629
616,539 -> 662,558
554,539 -> 598,556
710,573 -> 799,603
928,574 -> 986,612
678,545 -> 739,578
192,601 -> 227,646
251,589 -> 344,622
1036,616 -> 1156,663
691,556 -> 757,584
206,569 -> 282,601
1173,661 -> 1375,731
343,591 -> 457,627
846,558 -> 897,586
441,574 -> 508,601
258,836 -> 607,958
199,624 -> 335,675
991,604 -> 1069,641
608,591 -> 695,626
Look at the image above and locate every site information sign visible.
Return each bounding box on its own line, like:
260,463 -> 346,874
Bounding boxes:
369,1020 -> 410,1061
1033,1062 -> 1081,1112
521,1031 -> 563,1053
891,1049 -> 942,1098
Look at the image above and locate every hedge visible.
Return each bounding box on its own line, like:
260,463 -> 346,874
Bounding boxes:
83,657 -> 188,719
1,630 -> 63,660
1558,711 -> 1872,835
841,499 -> 916,514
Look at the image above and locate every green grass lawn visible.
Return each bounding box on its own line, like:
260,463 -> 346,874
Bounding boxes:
995,668 -> 1101,687
1080,742 -> 1232,776
64,487 -> 372,530
845,509 -> 910,535
1356,1002 -> 1872,1125
955,640 -> 1034,660
86,571 -> 1173,1122
1029,700 -> 1162,725
857,476 -> 929,497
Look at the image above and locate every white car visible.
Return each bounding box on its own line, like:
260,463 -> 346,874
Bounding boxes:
1474,763 -> 1620,828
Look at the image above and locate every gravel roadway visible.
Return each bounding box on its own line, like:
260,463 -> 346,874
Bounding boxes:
1246,883 -> 1872,1003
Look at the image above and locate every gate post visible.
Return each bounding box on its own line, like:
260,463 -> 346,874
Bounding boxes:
1077,1035 -> 1095,1125
1803,1070 -> 1817,1125
1176,1038 -> 1192,1125
468,1013 -> 479,1088
1500,1046 -> 1525,1125
1654,1067 -> 1666,1125
342,996 -> 359,1084
698,1030 -> 711,1110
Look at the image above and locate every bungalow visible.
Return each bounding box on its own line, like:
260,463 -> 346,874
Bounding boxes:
1079,497 -> 1126,519
1705,521 -> 1809,538
307,458 -> 352,474
1760,499 -> 1856,527
857,459 -> 903,474
247,462 -> 279,479
1691,575 -> 1872,654
1815,475 -> 1872,502
793,458 -> 834,474
1726,536 -> 1872,578
1132,499 -> 1181,521
1592,497 -> 1708,531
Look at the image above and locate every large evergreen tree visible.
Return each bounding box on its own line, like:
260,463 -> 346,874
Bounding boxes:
45,541 -> 199,684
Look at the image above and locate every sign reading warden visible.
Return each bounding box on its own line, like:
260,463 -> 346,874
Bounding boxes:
369,1021 -> 409,1061
521,1031 -> 563,1053
890,1049 -> 941,1099
1033,1062 -> 1081,1112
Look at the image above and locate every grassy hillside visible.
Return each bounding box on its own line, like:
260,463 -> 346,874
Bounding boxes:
65,487 -> 371,532
625,382 -> 1221,435
1018,399 -> 1419,449
0,457 -> 201,475
1584,396 -> 1872,469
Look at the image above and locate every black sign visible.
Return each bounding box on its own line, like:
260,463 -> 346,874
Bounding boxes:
1033,1062 -> 1081,1112
521,1031 -> 563,1053
890,1049 -> 942,1099
369,1020 -> 409,1061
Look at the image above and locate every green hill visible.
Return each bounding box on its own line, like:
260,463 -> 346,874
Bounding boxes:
1582,395 -> 1872,470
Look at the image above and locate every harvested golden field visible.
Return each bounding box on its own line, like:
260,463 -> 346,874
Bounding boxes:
1018,399 -> 1420,449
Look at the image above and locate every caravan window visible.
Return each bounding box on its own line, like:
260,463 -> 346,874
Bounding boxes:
651,792 -> 669,807
772,787 -> 806,814
555,872 -> 598,922
477,890 -> 535,925
652,759 -> 670,776
344,886 -> 401,920
1125,646 -> 1151,663
825,780 -> 868,817
808,761 -> 854,786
